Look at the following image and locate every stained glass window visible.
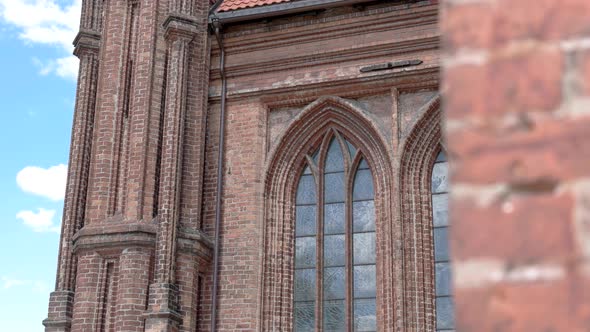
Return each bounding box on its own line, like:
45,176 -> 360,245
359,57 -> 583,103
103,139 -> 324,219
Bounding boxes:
432,150 -> 455,331
294,131 -> 376,332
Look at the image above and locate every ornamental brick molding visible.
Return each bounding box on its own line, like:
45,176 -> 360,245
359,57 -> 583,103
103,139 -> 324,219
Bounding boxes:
260,96 -> 395,330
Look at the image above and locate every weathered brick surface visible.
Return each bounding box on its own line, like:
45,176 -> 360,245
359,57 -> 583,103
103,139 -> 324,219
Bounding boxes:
443,0 -> 590,331
445,47 -> 563,117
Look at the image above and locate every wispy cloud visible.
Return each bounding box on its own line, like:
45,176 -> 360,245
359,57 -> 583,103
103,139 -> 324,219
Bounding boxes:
0,0 -> 81,80
16,164 -> 67,201
16,208 -> 61,233
1,277 -> 27,289
1,276 -> 51,293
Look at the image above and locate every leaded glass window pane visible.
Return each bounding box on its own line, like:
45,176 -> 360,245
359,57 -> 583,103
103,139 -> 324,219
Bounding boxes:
353,265 -> 377,299
295,237 -> 316,268
295,269 -> 316,301
297,175 -> 316,205
434,227 -> 449,262
353,299 -> 377,332
296,206 -> 317,237
293,131 -> 377,331
353,201 -> 375,232
353,169 -> 373,201
323,300 -> 346,332
325,138 -> 345,173
324,267 -> 346,300
294,302 -> 315,332
324,172 -> 345,203
432,150 -> 454,331
432,162 -> 448,194
432,194 -> 449,227
436,297 -> 455,330
324,235 -> 346,267
353,233 -> 376,265
324,203 -> 345,235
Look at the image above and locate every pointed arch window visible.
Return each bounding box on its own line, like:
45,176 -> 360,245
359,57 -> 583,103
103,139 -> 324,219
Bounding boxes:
294,130 -> 377,332
432,149 -> 454,331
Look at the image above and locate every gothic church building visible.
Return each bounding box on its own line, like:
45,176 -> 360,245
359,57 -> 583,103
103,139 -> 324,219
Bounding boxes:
44,0 -> 449,331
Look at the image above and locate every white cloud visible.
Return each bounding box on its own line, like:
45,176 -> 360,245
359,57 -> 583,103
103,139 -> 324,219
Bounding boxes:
1,277 -> 27,289
16,164 -> 67,201
1,277 -> 51,293
0,0 -> 81,80
16,208 -> 61,233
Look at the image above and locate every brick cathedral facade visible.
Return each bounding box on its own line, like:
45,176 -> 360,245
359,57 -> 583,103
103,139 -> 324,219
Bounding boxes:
44,0 -> 590,331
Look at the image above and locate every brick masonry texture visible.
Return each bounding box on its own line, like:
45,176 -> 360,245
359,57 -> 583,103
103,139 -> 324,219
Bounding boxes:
43,0 -> 590,331
442,0 -> 590,331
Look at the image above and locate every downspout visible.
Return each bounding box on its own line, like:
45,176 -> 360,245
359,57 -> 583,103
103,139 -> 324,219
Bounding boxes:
209,1 -> 225,331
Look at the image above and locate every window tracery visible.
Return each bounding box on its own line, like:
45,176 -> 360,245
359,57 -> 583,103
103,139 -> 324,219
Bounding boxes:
294,130 -> 377,332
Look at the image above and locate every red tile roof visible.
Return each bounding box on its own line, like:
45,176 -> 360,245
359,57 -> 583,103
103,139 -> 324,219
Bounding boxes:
218,0 -> 292,12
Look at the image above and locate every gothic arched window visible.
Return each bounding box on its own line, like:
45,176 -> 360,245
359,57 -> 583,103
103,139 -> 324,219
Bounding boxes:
294,130 -> 377,332
431,149 -> 454,331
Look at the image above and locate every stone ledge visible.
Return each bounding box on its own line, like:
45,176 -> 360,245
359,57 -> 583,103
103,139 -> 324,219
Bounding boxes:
163,13 -> 200,41
177,228 -> 214,260
73,30 -> 101,56
72,222 -> 157,253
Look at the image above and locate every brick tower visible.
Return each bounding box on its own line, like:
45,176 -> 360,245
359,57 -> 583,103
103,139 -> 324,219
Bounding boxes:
44,0 -> 213,331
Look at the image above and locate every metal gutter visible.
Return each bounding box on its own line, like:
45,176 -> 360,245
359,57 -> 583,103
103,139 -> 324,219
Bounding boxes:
211,0 -> 378,24
209,1 -> 227,330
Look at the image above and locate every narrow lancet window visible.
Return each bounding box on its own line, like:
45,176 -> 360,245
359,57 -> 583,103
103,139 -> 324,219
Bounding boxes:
294,131 -> 376,332
432,149 -> 454,331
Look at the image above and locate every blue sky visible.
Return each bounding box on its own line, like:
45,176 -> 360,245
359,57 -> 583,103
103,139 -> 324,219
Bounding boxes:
0,1 -> 80,331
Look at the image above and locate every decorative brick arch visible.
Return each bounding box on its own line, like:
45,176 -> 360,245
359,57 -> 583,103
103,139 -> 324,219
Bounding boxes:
399,95 -> 442,332
260,96 -> 396,331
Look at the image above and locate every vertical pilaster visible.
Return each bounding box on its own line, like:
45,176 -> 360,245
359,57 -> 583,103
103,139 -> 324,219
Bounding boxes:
69,252 -> 105,332
144,13 -> 200,332
114,248 -> 152,331
85,0 -> 135,224
44,0 -> 102,330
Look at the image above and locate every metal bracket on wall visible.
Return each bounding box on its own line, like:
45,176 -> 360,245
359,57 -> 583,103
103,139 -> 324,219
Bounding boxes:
360,59 -> 422,73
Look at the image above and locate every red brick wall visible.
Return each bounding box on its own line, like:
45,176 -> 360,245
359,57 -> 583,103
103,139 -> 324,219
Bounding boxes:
46,0 -> 444,330
442,0 -> 590,331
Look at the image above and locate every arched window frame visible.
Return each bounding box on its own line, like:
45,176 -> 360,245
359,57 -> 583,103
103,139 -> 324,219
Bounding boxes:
260,97 -> 395,331
293,129 -> 377,331
399,95 -> 453,331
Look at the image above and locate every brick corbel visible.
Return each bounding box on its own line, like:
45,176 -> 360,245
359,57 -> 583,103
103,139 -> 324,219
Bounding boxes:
71,222 -> 157,253
163,14 -> 199,42
73,30 -> 101,57
176,229 -> 214,261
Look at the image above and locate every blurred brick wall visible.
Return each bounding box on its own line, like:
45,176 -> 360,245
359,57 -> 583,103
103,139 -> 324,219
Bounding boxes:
442,0 -> 590,331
